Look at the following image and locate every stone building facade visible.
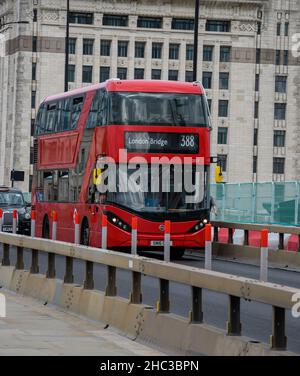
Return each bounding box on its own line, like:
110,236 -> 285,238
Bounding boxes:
0,0 -> 299,191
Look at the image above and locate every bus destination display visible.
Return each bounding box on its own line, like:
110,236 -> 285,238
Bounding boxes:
125,132 -> 199,154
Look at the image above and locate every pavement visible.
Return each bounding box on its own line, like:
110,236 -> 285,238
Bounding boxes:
0,290 -> 163,356
0,246 -> 300,354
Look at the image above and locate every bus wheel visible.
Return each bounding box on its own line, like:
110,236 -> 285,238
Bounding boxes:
171,248 -> 185,261
81,219 -> 90,246
42,216 -> 50,239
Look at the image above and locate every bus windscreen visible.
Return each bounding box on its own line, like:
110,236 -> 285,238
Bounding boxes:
108,92 -> 209,127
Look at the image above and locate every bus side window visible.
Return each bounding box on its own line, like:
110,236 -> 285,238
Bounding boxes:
43,171 -> 53,201
46,103 -> 58,133
86,91 -> 99,129
57,99 -> 72,132
71,96 -> 84,130
58,171 -> 69,202
35,104 -> 46,135
98,89 -> 108,126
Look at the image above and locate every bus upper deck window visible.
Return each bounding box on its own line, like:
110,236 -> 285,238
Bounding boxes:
71,96 -> 84,129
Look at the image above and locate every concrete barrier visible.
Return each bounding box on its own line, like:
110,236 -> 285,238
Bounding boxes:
0,265 -> 295,356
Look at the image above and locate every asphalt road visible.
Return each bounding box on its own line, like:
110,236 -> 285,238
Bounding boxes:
1,246 -> 300,353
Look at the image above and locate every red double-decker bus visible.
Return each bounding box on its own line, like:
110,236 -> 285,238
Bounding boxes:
32,79 -> 211,258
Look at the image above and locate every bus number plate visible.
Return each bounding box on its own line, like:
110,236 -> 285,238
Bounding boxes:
151,240 -> 173,247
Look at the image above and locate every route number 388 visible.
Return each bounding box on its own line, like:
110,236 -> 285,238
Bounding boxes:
180,135 -> 195,149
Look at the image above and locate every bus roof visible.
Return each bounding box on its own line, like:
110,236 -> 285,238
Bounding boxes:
43,80 -> 205,103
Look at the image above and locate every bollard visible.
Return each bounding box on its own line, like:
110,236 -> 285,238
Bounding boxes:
12,209 -> 17,234
164,221 -> 171,262
0,208 -> 3,232
74,212 -> 80,244
30,210 -> 39,274
131,217 -> 138,255
101,214 -> 107,249
205,224 -> 212,270
52,211 -> 57,241
260,229 -> 269,282
31,210 -> 36,237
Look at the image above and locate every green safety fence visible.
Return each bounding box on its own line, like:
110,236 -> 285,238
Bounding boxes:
210,181 -> 300,227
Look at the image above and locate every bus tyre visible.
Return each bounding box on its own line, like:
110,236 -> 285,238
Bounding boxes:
171,248 -> 185,260
81,219 -> 90,246
42,216 -> 50,239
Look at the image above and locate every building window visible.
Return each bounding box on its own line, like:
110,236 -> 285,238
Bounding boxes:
283,50 -> 289,66
186,44 -> 194,61
117,67 -> 127,80
134,68 -> 144,79
256,49 -> 261,64
284,22 -> 289,36
83,39 -> 94,55
254,128 -> 258,146
31,119 -> 35,137
275,76 -> 287,93
103,14 -> 128,27
100,67 -> 110,82
185,71 -> 193,82
202,72 -> 212,89
218,100 -> 228,117
203,45 -> 214,61
82,66 -> 93,83
69,12 -> 93,25
220,46 -> 231,62
168,70 -> 178,81
217,154 -> 227,172
255,74 -> 260,92
100,40 -> 111,56
118,41 -> 128,57
152,69 -> 161,80
219,72 -> 229,90
152,42 -> 163,59
273,158 -> 285,174
274,130 -> 286,147
169,44 -> 180,60
253,156 -> 257,174
32,36 -> 37,52
276,50 -> 281,65
135,42 -> 145,58
33,9 -> 38,22
68,64 -> 75,82
31,91 -> 36,109
207,99 -> 212,112
254,101 -> 259,119
206,20 -> 230,32
277,23 -> 281,36
274,103 -> 286,120
69,38 -> 76,54
257,22 -> 261,35
137,16 -> 162,29
217,127 -> 228,145
172,18 -> 194,30
32,63 -> 37,81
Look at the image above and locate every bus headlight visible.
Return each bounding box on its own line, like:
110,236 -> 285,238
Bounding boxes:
189,219 -> 210,233
106,212 -> 131,233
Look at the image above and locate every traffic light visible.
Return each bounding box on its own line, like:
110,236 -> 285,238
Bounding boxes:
215,166 -> 223,184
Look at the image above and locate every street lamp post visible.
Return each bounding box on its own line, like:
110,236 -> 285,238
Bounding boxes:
193,0 -> 200,82
64,0 -> 70,92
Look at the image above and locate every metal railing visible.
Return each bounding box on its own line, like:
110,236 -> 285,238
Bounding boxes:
212,221 -> 300,252
211,181 -> 300,226
0,232 -> 299,351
